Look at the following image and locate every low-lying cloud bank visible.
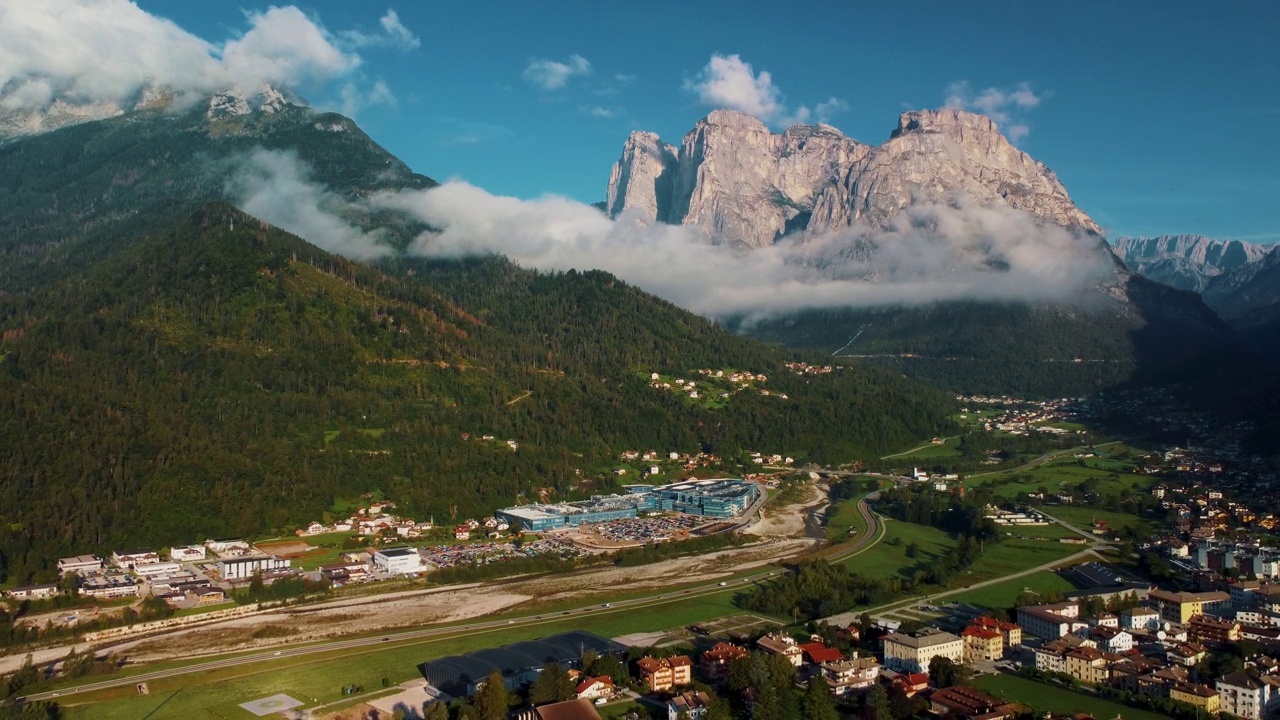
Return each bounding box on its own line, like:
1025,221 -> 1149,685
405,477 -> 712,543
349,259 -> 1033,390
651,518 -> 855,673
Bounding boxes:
230,150 -> 1115,321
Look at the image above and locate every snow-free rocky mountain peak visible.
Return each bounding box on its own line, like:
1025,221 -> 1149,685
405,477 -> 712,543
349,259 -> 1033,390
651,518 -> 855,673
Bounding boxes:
606,107 -> 1100,249
0,83 -> 296,142
1111,235 -> 1270,292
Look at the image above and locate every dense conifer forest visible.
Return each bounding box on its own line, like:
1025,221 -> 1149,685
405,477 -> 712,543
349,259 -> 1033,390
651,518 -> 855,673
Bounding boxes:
0,204 -> 955,583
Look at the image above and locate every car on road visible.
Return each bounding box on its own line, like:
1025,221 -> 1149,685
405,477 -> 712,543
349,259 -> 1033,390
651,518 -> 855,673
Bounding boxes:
381,637 -> 389,642
273,651 -> 281,656
602,603 -> 611,608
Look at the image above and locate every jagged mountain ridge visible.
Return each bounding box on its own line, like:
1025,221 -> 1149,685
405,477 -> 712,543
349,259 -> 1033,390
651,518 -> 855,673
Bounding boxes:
1112,234 -> 1269,292
607,108 -> 1099,249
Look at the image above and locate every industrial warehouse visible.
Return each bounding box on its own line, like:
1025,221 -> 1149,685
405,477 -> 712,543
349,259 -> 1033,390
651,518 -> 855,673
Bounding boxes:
494,479 -> 761,532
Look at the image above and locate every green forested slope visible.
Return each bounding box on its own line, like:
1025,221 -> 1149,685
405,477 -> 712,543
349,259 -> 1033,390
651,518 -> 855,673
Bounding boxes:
0,205 -> 955,582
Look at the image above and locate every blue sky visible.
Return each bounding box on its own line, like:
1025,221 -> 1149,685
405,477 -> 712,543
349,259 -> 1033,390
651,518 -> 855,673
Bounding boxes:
82,2 -> 1280,243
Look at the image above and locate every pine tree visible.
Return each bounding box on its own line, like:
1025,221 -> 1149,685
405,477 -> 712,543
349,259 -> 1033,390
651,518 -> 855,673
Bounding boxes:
801,677 -> 838,720
472,669 -> 509,720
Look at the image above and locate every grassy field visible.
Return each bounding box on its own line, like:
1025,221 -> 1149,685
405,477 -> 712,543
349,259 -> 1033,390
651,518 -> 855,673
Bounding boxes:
1043,505 -> 1155,535
840,520 -> 956,581
958,539 -> 1083,587
972,674 -> 1168,720
63,591 -> 751,720
965,445 -> 1151,501
950,570 -> 1077,609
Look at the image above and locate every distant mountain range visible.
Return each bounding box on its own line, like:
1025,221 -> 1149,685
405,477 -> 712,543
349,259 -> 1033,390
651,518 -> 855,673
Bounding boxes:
1111,235 -> 1269,293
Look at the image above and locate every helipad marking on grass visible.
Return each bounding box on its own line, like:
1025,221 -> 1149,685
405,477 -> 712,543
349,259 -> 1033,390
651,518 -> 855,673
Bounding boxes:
240,694 -> 303,716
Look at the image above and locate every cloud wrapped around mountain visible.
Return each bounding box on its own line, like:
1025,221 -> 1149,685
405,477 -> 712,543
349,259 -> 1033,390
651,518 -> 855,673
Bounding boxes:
222,150 -> 1113,321
370,182 -> 1114,322
0,1 -> 414,114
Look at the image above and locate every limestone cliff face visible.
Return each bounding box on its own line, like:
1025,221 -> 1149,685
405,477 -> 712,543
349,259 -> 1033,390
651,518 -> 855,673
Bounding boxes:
606,109 -> 868,248
606,107 -> 1098,246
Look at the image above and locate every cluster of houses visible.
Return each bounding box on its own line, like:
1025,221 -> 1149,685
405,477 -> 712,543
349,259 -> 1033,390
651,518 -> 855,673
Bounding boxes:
783,362 -> 835,376
1006,589 -> 1280,718
1,540 -> 299,608
956,396 -> 1084,437
645,369 -> 789,403
622,627 -> 1060,720
297,501 -> 440,540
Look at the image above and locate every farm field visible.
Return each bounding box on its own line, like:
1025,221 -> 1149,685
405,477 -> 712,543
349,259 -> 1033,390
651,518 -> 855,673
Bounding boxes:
965,445 -> 1151,501
972,674 -> 1168,720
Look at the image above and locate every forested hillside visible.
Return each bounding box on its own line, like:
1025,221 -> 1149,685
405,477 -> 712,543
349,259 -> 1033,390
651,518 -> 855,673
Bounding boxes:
0,204 -> 955,583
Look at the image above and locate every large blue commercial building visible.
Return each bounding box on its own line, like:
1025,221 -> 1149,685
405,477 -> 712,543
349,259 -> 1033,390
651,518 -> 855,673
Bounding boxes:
495,479 -> 759,532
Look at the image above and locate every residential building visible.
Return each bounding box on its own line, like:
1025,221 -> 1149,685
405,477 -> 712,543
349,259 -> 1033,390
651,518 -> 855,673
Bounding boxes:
133,561 -> 183,578
961,627 -> 1003,663
798,641 -> 843,665
927,686 -> 1018,720
1085,626 -> 1132,653
1120,606 -> 1160,631
574,676 -> 613,701
528,698 -> 601,720
699,642 -> 747,682
80,575 -> 139,599
1017,602 -> 1084,639
1169,682 -> 1219,714
1164,642 -> 1208,667
1147,589 -> 1231,623
1188,613 -> 1241,644
636,656 -> 691,693
2,584 -> 59,600
756,633 -> 803,667
971,616 -> 1022,646
1218,671 -> 1271,719
666,690 -> 710,720
191,587 -> 226,605
372,547 -> 424,575
819,657 -> 879,696
881,628 -> 963,674
110,550 -> 160,569
217,555 -> 290,581
1063,647 -> 1111,685
1033,636 -> 1093,674
57,555 -> 103,577
1137,666 -> 1189,699
169,545 -> 207,562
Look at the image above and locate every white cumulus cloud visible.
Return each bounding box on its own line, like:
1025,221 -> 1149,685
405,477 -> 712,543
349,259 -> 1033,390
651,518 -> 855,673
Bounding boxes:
0,1 -> 414,116
944,81 -> 1043,142
523,54 -> 592,90
684,54 -> 845,129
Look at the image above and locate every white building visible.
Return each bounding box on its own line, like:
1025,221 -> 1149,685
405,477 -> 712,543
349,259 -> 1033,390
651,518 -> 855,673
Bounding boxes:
1120,606 -> 1160,631
372,547 -> 424,575
218,555 -> 291,581
57,555 -> 104,577
882,629 -> 963,674
1017,603 -> 1084,639
133,561 -> 183,578
111,550 -> 160,569
3,584 -> 59,600
80,576 -> 140,599
169,545 -> 207,562
1218,671 -> 1272,719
